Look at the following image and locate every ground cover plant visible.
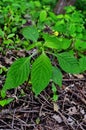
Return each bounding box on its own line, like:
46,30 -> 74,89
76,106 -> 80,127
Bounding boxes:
0,1 -> 86,130
0,0 -> 86,105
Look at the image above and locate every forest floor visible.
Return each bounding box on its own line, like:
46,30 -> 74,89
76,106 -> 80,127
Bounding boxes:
0,49 -> 86,130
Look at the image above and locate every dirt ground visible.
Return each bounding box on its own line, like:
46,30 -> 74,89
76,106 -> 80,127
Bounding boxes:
0,50 -> 86,130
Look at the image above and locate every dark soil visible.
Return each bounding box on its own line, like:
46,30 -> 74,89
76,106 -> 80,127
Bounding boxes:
0,50 -> 86,130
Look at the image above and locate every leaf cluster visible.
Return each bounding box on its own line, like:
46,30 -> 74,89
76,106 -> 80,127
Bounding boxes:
0,0 -> 86,106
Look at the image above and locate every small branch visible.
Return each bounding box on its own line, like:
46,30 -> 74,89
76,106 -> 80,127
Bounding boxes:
66,88 -> 86,105
63,78 -> 86,82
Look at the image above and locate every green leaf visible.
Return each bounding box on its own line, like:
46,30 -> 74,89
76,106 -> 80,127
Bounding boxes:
79,56 -> 86,72
57,38 -> 71,50
0,98 -> 14,107
3,39 -> 14,45
39,10 -> 47,22
52,83 -> 57,93
0,15 -> 4,24
31,53 -> 52,95
56,14 -> 64,19
52,66 -> 62,87
34,1 -> 41,7
22,26 -> 39,42
7,33 -> 15,39
0,29 -> 4,38
52,94 -> 58,102
61,38 -> 71,50
1,89 -> 6,99
49,12 -> 58,21
53,20 -> 66,33
44,34 -> 71,50
57,52 -> 81,74
27,42 -> 42,51
74,39 -> 86,51
68,23 -> 76,35
43,34 -> 61,50
2,57 -> 30,91
64,6 -> 75,13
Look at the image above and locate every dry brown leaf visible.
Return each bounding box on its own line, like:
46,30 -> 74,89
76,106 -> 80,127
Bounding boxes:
53,102 -> 58,112
52,114 -> 62,123
73,74 -> 84,79
66,106 -> 77,115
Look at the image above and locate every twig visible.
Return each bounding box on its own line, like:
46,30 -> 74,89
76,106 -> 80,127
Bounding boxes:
57,110 -> 75,130
67,89 -> 86,105
0,119 -> 13,129
63,78 -> 86,82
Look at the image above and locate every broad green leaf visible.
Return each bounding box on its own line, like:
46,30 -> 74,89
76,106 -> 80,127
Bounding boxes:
52,66 -> 62,87
39,10 -> 47,22
56,14 -> 64,19
68,23 -> 76,35
62,38 -> 71,49
79,56 -> 86,72
2,57 -> 30,91
64,6 -> 75,13
58,38 -> 71,50
57,52 -> 81,74
31,53 -> 52,95
34,1 -> 41,7
22,26 -> 39,42
0,98 -> 14,107
53,20 -> 66,33
44,34 -> 71,50
74,39 -> 86,51
49,12 -> 57,21
43,34 -> 61,50
70,11 -> 83,23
